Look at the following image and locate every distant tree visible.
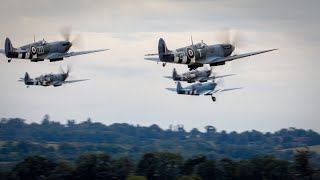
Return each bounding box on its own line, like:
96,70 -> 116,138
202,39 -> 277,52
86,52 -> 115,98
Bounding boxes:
294,148 -> 314,178
250,155 -> 292,180
219,158 -> 237,180
112,157 -> 134,179
42,114 -> 50,126
127,175 -> 147,180
156,152 -> 183,180
205,126 -> 216,133
196,160 -> 219,180
74,153 -> 112,180
190,128 -> 202,138
47,160 -> 74,180
67,119 -> 76,127
181,155 -> 207,175
177,176 -> 201,180
0,170 -> 10,180
11,155 -> 56,180
235,160 -> 255,180
136,153 -> 159,180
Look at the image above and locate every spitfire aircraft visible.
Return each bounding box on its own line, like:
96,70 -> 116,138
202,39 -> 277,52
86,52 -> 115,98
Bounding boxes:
145,34 -> 277,70
0,30 -> 108,63
19,66 -> 89,87
166,81 -> 241,102
164,67 -> 235,83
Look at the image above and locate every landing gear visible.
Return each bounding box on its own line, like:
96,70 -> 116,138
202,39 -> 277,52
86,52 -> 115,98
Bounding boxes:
8,59 -> 11,63
211,96 -> 216,102
162,63 -> 166,67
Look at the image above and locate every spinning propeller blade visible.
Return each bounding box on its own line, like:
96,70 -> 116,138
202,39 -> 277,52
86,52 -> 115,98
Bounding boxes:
60,27 -> 84,49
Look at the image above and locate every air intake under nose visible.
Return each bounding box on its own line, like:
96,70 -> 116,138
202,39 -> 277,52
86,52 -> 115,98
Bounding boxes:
62,42 -> 71,46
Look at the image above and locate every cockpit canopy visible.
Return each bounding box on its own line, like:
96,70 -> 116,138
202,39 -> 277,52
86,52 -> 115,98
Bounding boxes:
39,39 -> 47,45
37,74 -> 53,82
195,41 -> 207,49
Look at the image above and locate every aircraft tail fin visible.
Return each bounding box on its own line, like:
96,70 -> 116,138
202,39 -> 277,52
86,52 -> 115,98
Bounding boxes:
4,38 -> 15,58
24,72 -> 30,84
5,38 -> 14,58
172,68 -> 178,79
176,81 -> 183,93
158,38 -> 170,54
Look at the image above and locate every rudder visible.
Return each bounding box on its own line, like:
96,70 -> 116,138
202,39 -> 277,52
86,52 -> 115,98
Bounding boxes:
5,38 -> 13,58
176,81 -> 183,93
24,72 -> 30,84
158,38 -> 170,54
173,68 -> 178,79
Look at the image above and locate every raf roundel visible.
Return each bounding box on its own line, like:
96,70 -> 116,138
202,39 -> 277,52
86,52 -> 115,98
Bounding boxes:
31,46 -> 37,55
186,47 -> 195,59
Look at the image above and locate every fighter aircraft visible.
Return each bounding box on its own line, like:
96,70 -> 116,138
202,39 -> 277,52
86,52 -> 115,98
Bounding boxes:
19,66 -> 89,87
145,33 -> 277,70
164,67 -> 235,83
166,81 -> 241,102
0,30 -> 108,63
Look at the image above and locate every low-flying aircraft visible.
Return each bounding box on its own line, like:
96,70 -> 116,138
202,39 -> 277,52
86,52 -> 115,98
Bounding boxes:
164,67 -> 235,83
19,66 -> 89,87
0,29 -> 108,63
166,81 -> 241,102
145,33 -> 277,70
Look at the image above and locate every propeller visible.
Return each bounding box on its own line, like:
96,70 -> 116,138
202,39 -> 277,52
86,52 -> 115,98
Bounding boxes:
216,29 -> 247,54
59,64 -> 73,79
60,27 -> 83,49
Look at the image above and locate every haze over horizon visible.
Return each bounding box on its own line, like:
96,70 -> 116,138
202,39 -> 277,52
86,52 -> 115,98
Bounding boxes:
0,0 -> 319,133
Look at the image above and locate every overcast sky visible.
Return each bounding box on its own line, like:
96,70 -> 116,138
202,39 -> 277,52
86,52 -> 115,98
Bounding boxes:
0,0 -> 319,132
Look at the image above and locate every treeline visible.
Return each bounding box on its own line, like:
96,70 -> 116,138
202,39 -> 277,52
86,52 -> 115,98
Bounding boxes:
1,116 -> 320,164
1,150 -> 319,180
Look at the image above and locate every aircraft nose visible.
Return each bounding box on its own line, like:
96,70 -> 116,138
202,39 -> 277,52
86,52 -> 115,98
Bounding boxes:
231,45 -> 235,52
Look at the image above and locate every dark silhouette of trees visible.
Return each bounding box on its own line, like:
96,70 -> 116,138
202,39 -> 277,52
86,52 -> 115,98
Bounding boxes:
181,155 -> 207,175
10,155 -> 56,180
294,148 -> 314,179
0,117 -> 320,169
196,159 -> 218,180
0,151 -> 319,180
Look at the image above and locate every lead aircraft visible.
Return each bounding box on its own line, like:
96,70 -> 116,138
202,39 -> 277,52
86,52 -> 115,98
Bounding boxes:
145,36 -> 277,70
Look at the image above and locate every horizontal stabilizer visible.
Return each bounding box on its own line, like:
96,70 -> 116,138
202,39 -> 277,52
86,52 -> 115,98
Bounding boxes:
144,57 -> 160,61
166,88 -> 176,92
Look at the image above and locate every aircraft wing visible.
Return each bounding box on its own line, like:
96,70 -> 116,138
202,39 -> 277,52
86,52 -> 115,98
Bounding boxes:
63,79 -> 90,84
208,74 -> 236,80
47,49 -> 109,59
212,87 -> 243,93
198,89 -> 214,95
200,49 -> 278,64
